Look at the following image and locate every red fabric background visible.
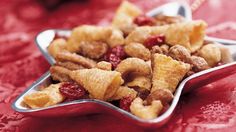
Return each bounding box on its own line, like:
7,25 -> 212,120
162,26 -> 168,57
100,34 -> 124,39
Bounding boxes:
1,0 -> 236,131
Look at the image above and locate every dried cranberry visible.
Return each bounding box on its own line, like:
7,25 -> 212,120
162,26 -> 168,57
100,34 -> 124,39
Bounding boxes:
120,96 -> 134,112
133,15 -> 155,26
104,52 -> 121,69
144,35 -> 165,49
59,82 -> 86,99
103,46 -> 126,69
110,45 -> 126,59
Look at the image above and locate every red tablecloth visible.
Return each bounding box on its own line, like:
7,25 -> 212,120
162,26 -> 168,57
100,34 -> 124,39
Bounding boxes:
1,0 -> 236,131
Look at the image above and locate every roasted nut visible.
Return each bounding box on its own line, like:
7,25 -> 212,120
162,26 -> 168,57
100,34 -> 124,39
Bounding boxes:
56,52 -> 96,68
96,61 -> 112,71
130,97 -> 163,119
50,66 -> 72,82
146,89 -> 173,105
115,58 -> 151,78
124,43 -> 151,60
190,55 -> 209,72
198,44 -> 221,67
56,61 -> 84,70
79,41 -> 108,59
127,76 -> 151,90
48,38 -> 67,58
218,44 -> 233,63
151,45 -> 163,54
168,45 -> 191,63
160,44 -> 170,55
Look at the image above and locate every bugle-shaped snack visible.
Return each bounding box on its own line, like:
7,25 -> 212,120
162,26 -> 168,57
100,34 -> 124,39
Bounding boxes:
111,86 -> 137,100
125,20 -> 207,52
66,25 -> 124,52
23,83 -> 65,108
69,68 -> 123,101
115,58 -> 151,78
48,38 -> 67,58
130,97 -> 163,119
151,53 -> 190,93
198,44 -> 221,67
112,1 -> 142,34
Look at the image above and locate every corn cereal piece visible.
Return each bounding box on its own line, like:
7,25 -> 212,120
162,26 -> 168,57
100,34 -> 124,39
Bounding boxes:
112,1 -> 142,33
23,83 -> 65,108
115,58 -> 151,78
151,54 -> 190,93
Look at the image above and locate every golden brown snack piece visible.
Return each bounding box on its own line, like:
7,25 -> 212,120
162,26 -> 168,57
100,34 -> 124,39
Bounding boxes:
56,61 -> 84,70
125,20 -> 207,52
127,76 -> 151,90
146,88 -> 173,105
50,66 -> 72,82
96,61 -> 112,71
160,44 -> 170,55
152,53 -> 190,93
154,15 -> 185,26
56,52 -> 96,68
198,44 -> 221,67
115,58 -> 151,78
23,83 -> 65,108
112,1 -> 142,34
168,45 -> 191,63
190,56 -> 209,72
48,38 -> 67,58
111,86 -> 137,100
151,45 -> 163,54
218,45 -> 233,63
66,25 -> 124,52
130,97 -> 163,119
69,68 -> 123,101
124,43 -> 151,60
79,41 -> 108,59
106,29 -> 125,48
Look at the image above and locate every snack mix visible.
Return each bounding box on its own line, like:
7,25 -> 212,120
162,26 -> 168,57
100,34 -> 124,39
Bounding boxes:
23,1 -> 233,119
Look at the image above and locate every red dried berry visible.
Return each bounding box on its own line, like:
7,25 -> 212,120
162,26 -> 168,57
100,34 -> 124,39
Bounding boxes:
110,45 -> 126,59
133,15 -> 155,26
144,35 -> 165,49
104,53 -> 121,69
59,82 -> 86,99
120,96 -> 134,112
